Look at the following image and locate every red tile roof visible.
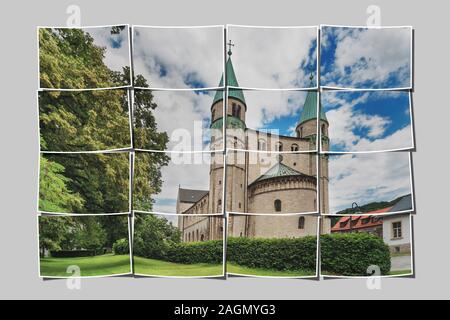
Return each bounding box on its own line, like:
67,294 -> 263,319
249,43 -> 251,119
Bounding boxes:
331,207 -> 393,232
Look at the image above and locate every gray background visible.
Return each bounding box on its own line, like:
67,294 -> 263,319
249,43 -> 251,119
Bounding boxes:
0,0 -> 447,299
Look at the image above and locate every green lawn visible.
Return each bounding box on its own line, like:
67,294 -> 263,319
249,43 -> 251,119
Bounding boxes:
227,263 -> 316,277
134,257 -> 224,277
388,270 -> 412,276
40,254 -> 131,277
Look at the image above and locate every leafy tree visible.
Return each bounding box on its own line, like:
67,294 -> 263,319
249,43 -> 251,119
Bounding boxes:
39,28 -> 128,89
74,216 -> 107,251
39,216 -> 75,257
39,137 -> 84,212
134,214 -> 181,259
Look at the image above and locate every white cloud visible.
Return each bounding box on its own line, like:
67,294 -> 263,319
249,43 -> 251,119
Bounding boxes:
241,90 -> 307,130
322,27 -> 411,88
323,91 -> 413,152
329,152 -> 412,213
228,26 -> 317,88
152,90 -> 216,151
133,27 -> 223,89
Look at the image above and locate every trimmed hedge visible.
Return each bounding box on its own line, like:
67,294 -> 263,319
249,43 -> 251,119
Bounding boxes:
135,233 -> 391,276
321,233 -> 391,276
166,240 -> 223,264
50,250 -> 96,258
227,237 -> 317,271
112,238 -> 130,255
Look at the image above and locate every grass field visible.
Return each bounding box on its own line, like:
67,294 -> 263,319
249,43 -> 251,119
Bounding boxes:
134,257 -> 224,277
40,254 -> 131,277
134,256 -> 315,277
227,263 -> 316,277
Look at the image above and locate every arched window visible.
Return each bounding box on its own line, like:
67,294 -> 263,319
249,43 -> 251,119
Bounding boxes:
234,136 -> 238,148
321,124 -> 326,135
291,144 -> 299,152
188,233 -> 191,242
201,234 -> 205,241
196,230 -> 199,241
298,217 -> 305,229
258,139 -> 267,151
232,103 -> 241,118
276,142 -> 283,152
274,199 -> 282,212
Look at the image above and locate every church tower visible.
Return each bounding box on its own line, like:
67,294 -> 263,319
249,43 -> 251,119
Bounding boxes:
209,42 -> 247,236
296,79 -> 330,233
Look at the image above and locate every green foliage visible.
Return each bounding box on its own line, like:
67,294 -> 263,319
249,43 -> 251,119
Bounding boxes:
40,153 -> 130,214
321,233 -> 391,276
39,89 -> 131,152
227,237 -> 317,271
166,241 -> 223,264
39,216 -> 128,258
39,28 -> 127,89
113,238 -> 130,255
38,155 -> 84,212
133,214 -> 181,259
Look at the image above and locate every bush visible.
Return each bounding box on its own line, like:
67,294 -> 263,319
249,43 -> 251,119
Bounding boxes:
227,237 -> 317,271
166,240 -> 223,264
112,238 -> 129,255
321,233 -> 391,276
50,250 -> 95,258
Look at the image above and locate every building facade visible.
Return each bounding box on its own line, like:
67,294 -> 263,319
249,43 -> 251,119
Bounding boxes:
178,51 -> 331,242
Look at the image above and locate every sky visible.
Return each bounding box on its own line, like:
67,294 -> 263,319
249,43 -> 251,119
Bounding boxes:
86,26 -> 131,75
321,26 -> 412,89
328,152 -> 412,213
132,26 -> 224,89
150,90 -> 220,151
233,90 -> 310,137
322,91 -> 413,152
227,26 -> 317,88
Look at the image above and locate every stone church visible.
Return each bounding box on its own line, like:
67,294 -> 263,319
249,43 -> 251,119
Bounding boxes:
178,49 -> 331,242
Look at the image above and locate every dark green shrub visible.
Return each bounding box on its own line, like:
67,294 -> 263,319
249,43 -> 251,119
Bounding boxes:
227,237 -> 317,271
112,238 -> 129,255
321,233 -> 391,276
166,240 -> 223,264
50,250 -> 95,258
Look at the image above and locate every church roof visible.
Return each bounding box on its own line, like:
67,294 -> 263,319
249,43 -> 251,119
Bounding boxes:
212,57 -> 246,106
388,194 -> 412,213
253,155 -> 311,184
178,188 -> 209,203
298,82 -> 328,125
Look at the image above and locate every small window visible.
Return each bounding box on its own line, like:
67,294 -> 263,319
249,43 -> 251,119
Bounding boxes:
291,144 -> 299,152
299,127 -> 303,138
392,222 -> 402,239
201,234 -> 205,241
276,142 -> 283,152
298,217 -> 305,229
321,124 -> 326,135
238,203 -> 242,209
258,139 -> 267,151
234,136 -> 238,148
274,199 -> 282,212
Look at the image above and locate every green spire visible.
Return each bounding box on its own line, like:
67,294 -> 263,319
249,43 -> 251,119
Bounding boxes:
212,55 -> 246,106
298,75 -> 327,125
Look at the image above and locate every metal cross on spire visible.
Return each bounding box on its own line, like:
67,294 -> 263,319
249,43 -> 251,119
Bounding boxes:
227,40 -> 235,56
